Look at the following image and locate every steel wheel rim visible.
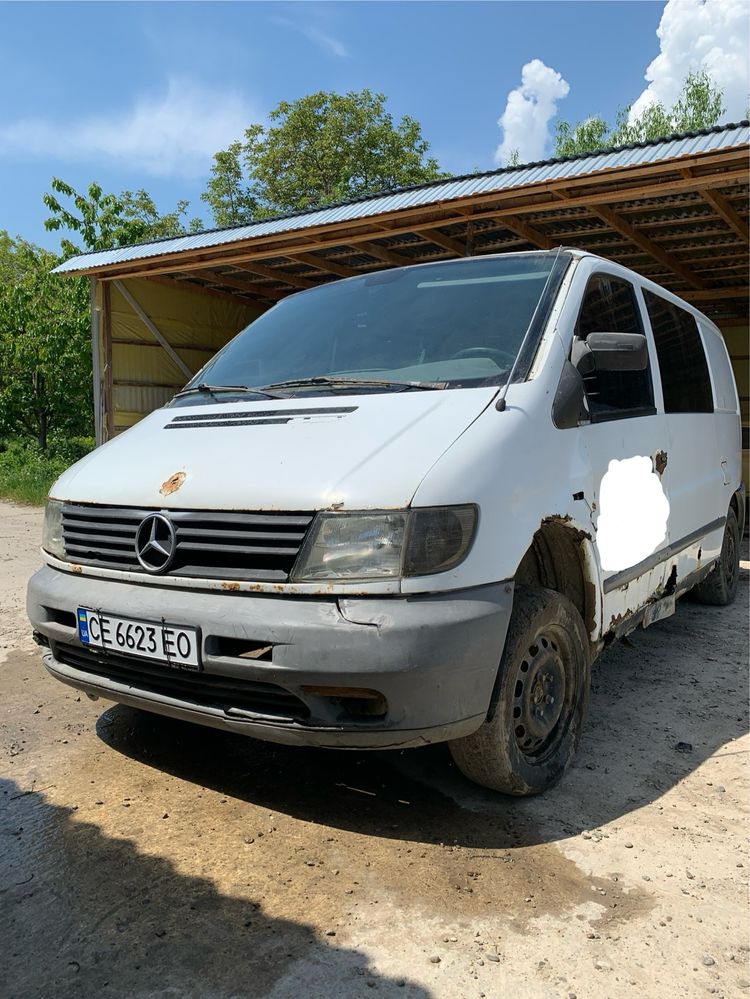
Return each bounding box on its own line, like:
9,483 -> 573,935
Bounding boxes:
512,628 -> 573,761
725,524 -> 738,592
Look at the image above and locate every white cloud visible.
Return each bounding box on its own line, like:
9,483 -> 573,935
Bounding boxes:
270,16 -> 349,58
303,25 -> 349,59
0,78 -> 257,178
495,59 -> 570,166
630,0 -> 750,123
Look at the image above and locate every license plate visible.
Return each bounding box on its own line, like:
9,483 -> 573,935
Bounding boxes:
77,608 -> 201,670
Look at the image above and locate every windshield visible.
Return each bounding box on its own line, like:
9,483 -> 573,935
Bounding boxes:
183,252 -> 568,396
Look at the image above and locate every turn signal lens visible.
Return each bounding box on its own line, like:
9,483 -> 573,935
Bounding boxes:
403,505 -> 477,576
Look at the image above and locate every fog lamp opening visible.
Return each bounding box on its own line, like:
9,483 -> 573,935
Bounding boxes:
301,685 -> 388,718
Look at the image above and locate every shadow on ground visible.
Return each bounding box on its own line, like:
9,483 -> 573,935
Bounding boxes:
97,560 -> 749,852
1,776 -> 429,999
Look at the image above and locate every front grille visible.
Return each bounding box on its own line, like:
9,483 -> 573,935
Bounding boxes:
54,643 -> 309,721
61,504 -> 314,581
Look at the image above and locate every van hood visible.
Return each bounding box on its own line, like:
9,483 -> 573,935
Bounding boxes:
53,389 -> 497,510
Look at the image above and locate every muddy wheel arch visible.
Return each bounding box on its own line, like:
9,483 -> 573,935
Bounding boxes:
515,517 -> 600,649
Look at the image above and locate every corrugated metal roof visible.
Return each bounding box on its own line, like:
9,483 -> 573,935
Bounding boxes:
54,121 -> 750,275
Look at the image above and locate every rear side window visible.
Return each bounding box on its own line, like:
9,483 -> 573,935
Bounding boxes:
575,274 -> 654,420
643,291 -> 713,413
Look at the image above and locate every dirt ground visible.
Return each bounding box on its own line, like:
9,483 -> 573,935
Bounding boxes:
1,500 -> 748,999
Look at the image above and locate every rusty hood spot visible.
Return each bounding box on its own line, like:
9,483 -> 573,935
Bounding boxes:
160,471 -> 186,496
654,450 -> 668,476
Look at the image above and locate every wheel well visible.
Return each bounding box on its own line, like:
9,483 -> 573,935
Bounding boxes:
516,519 -> 596,636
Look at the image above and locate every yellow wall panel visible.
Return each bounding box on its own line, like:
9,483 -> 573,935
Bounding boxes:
106,278 -> 263,434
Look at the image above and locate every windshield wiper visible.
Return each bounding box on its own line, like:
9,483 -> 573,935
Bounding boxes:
260,376 -> 448,393
174,383 -> 282,400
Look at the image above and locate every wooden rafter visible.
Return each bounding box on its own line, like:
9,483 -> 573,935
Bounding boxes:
185,269 -> 286,300
591,204 -> 708,289
146,274 -> 263,305
414,228 -> 464,256
681,286 -> 749,302
500,217 -> 553,250
357,240 -> 412,267
235,262 -> 314,290
697,188 -> 749,242
680,249 -> 750,265
285,251 -> 357,278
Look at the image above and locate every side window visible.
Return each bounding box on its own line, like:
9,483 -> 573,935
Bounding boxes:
575,274 -> 654,420
643,291 -> 714,413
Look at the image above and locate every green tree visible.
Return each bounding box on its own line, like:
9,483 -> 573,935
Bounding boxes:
554,116 -> 610,158
0,234 -> 91,449
201,143 -> 259,228
202,89 -> 444,225
554,70 -> 725,157
43,178 -> 202,256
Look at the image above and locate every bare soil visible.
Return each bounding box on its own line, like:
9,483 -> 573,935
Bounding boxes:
1,501 -> 748,998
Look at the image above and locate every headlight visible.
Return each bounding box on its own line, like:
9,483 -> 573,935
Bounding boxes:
42,499 -> 65,559
291,506 -> 477,581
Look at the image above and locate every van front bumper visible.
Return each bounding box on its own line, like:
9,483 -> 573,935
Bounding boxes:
27,566 -> 513,750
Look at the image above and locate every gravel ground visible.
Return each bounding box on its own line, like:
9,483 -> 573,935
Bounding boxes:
1,500 -> 748,999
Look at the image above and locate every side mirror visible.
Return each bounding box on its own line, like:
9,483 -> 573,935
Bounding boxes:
552,360 -> 588,429
572,332 -> 649,373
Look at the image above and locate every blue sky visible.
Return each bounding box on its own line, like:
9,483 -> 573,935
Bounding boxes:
0,1 -> 745,251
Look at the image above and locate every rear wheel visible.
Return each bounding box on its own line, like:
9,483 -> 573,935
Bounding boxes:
449,586 -> 591,795
691,506 -> 740,606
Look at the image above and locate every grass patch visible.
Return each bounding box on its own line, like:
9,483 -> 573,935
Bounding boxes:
0,437 -> 94,506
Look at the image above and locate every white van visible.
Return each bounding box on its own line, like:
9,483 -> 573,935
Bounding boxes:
27,249 -> 743,794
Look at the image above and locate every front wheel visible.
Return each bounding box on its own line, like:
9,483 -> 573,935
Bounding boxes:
449,586 -> 591,795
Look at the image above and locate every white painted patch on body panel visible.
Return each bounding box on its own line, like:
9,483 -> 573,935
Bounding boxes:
596,456 -> 670,572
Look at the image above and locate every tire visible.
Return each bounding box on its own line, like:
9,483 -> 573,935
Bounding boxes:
449,586 -> 591,796
691,506 -> 740,606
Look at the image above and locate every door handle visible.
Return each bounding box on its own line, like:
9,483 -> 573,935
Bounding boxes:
721,459 -> 730,485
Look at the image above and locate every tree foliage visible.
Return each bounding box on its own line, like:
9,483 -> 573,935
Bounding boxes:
0,233 -> 91,449
43,179 -> 202,256
555,70 -> 725,158
202,89 -> 444,226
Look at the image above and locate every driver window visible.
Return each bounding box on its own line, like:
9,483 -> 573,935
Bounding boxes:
575,274 -> 655,421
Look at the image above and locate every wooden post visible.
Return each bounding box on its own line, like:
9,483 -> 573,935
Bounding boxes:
102,282 -> 114,442
89,278 -> 103,446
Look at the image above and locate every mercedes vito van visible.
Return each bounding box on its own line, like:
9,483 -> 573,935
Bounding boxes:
27,249 -> 743,794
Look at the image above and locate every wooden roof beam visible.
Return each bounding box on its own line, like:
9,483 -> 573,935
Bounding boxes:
681,165 -> 749,242
185,269 -> 287,300
146,274 -> 267,306
590,204 -> 708,289
681,287 -> 749,302
234,262 -> 314,289
500,217 -> 555,249
357,240 -> 412,267
414,228 -> 464,256
285,252 -> 358,278
697,188 -> 749,242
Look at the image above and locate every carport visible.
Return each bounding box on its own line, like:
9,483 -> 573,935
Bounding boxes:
54,121 -> 749,479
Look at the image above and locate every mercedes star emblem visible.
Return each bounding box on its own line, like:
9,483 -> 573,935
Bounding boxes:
135,513 -> 177,573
